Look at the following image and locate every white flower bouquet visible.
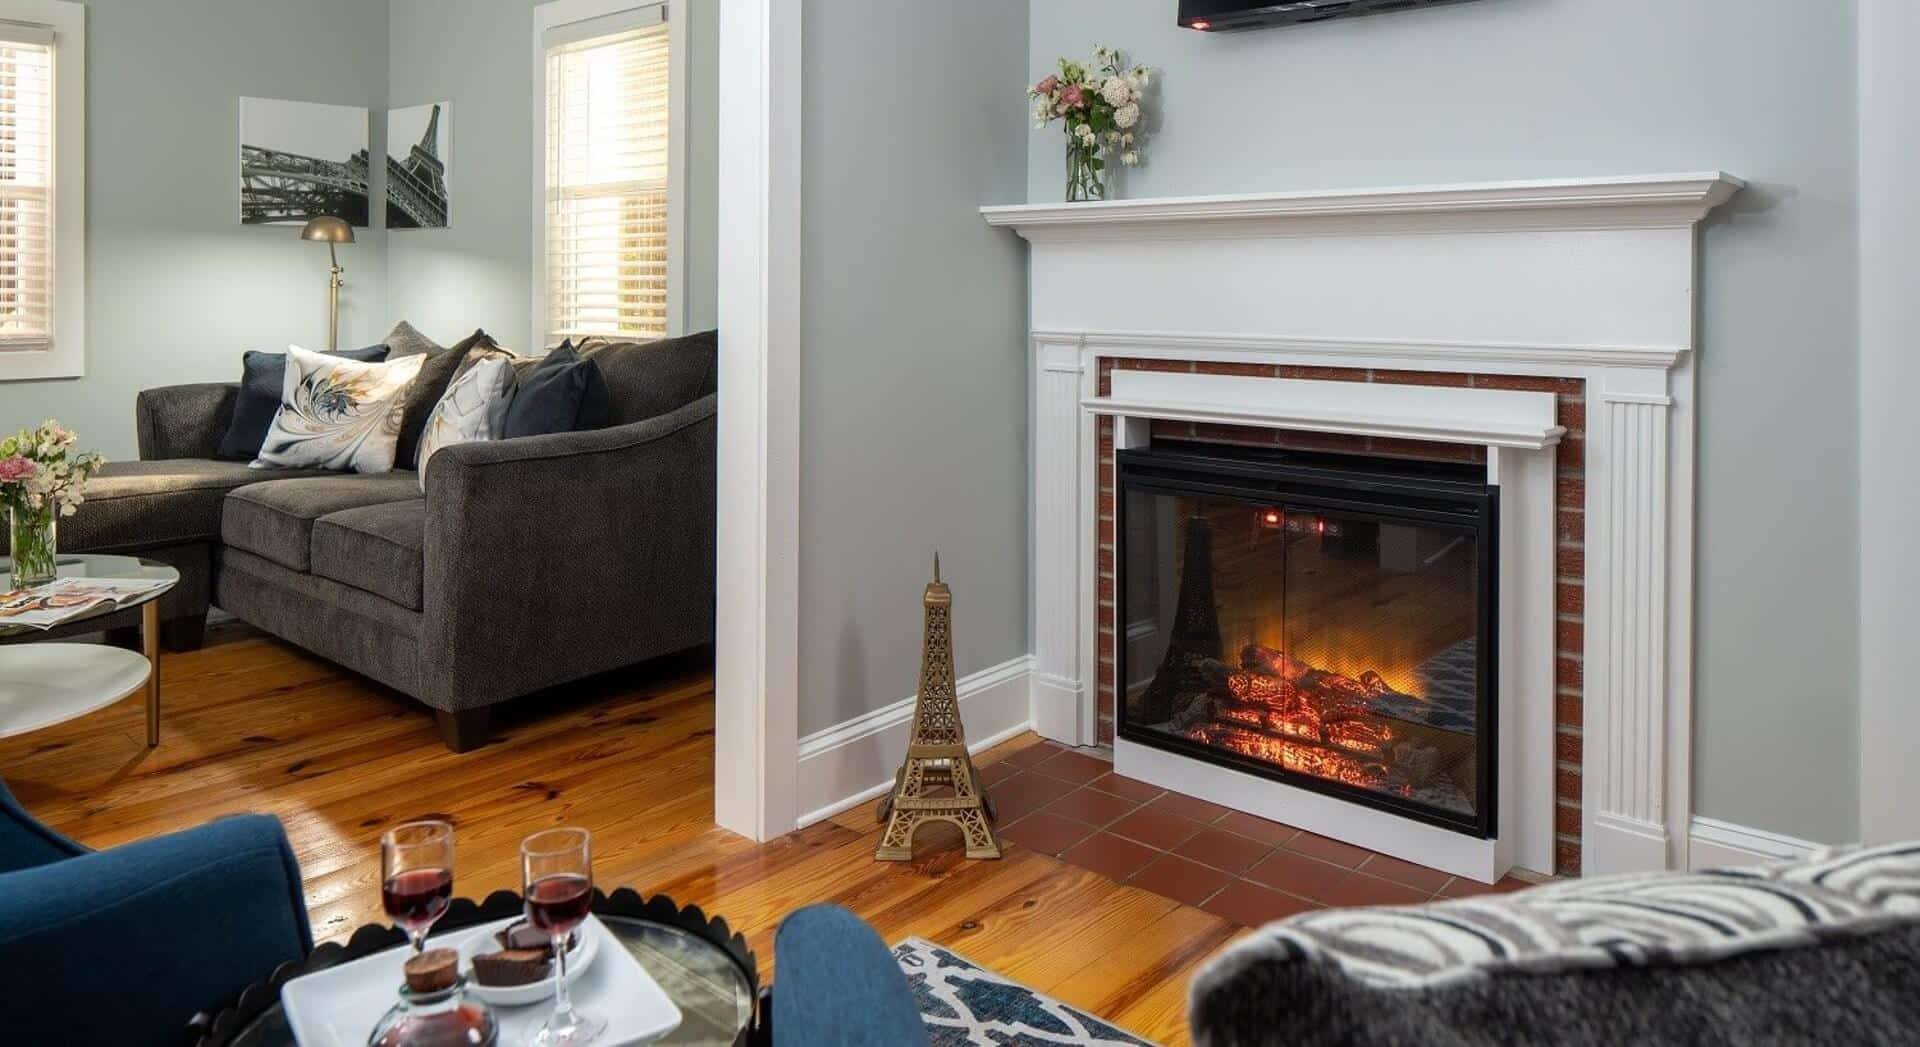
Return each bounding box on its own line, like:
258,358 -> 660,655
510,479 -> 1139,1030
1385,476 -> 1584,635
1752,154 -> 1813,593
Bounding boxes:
0,421 -> 104,586
1029,46 -> 1155,201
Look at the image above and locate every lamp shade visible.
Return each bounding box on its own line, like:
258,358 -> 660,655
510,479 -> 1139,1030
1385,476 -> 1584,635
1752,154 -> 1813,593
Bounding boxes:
299,216 -> 354,244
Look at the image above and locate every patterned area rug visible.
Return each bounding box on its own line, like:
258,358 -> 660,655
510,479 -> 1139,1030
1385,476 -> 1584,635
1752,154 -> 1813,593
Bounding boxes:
895,938 -> 1160,1046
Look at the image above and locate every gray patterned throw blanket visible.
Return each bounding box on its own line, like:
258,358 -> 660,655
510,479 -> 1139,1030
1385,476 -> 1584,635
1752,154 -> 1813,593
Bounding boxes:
1190,843 -> 1920,1046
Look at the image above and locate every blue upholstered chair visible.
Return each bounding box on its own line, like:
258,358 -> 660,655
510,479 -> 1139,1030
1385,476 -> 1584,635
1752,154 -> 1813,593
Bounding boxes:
0,778 -> 312,1046
773,904 -> 928,1045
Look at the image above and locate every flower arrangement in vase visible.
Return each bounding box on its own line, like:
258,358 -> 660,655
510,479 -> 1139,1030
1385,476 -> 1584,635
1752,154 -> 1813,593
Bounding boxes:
0,422 -> 103,587
1030,47 -> 1155,202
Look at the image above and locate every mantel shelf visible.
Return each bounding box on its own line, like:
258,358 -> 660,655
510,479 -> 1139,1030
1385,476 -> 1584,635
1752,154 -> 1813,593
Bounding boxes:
1086,371 -> 1566,450
982,172 -> 1745,240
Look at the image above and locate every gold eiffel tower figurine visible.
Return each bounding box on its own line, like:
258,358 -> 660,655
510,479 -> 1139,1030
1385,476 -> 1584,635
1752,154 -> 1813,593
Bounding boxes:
876,553 -> 1001,861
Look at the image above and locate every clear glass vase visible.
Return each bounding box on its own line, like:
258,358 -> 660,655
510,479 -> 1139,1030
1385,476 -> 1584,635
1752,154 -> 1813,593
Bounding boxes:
8,505 -> 55,587
1065,138 -> 1106,202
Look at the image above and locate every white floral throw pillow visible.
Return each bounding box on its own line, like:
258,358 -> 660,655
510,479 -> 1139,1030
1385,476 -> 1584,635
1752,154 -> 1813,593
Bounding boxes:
252,345 -> 427,474
415,353 -> 516,490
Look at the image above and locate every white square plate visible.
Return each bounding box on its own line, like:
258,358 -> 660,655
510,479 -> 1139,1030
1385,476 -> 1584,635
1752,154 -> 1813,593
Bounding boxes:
282,915 -> 682,1046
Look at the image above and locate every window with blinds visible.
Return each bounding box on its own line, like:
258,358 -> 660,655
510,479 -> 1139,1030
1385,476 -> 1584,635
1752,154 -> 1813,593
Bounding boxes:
0,31 -> 51,352
544,15 -> 671,346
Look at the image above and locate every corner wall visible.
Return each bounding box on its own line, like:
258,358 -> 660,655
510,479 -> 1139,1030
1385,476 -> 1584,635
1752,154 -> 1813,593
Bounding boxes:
385,0 -> 721,350
797,0 -> 1030,737
0,0 -> 393,459
1028,0 -> 1861,844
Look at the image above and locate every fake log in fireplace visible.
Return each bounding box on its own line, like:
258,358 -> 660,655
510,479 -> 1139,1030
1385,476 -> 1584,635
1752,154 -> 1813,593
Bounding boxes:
1117,441 -> 1499,836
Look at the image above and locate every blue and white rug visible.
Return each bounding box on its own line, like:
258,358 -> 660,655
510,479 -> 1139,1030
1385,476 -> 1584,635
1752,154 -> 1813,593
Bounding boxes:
894,937 -> 1160,1046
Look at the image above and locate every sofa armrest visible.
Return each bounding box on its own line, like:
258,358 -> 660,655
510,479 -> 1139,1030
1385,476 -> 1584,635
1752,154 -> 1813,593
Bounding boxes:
421,393 -> 718,707
136,383 -> 240,460
0,813 -> 311,1046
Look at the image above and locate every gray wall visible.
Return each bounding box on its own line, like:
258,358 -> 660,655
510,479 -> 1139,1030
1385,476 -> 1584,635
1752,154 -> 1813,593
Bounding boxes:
0,0 -> 393,460
1028,0 -> 1860,842
1857,0 -> 1920,845
798,0 -> 1030,736
386,0 -> 720,351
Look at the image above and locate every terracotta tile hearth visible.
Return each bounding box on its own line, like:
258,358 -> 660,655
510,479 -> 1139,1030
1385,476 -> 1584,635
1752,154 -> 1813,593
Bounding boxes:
991,742 -> 1532,926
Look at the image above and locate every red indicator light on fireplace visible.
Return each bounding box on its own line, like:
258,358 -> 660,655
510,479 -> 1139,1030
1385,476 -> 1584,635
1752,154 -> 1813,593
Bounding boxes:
1258,509 -> 1283,529
1190,19 -> 1211,30
1316,520 -> 1327,535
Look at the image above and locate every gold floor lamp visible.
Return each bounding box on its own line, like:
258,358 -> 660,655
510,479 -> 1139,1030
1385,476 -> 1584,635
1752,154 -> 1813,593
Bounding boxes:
300,216 -> 353,350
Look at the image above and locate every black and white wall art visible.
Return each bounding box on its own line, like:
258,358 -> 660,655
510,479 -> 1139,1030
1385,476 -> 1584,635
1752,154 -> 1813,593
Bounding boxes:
239,97 -> 372,227
387,102 -> 451,229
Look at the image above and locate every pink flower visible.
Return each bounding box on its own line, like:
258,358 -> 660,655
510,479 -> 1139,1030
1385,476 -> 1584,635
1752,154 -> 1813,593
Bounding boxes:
1059,83 -> 1087,110
0,456 -> 34,483
1035,74 -> 1059,96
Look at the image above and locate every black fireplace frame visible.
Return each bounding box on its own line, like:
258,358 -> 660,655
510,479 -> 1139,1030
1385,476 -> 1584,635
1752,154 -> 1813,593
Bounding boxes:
1115,440 -> 1500,838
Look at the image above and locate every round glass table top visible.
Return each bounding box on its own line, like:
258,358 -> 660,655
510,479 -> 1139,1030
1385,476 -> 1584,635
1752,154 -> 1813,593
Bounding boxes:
0,553 -> 179,639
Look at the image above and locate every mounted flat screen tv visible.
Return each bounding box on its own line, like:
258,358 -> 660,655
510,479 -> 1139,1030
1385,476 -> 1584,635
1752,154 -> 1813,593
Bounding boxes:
1179,0 -> 1482,31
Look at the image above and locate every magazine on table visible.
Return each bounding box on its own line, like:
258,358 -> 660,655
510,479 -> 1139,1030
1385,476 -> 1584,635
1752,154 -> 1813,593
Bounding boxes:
0,577 -> 173,630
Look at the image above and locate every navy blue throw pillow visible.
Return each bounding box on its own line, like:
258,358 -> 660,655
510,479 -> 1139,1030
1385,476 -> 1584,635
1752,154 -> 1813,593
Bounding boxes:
500,342 -> 611,439
217,343 -> 390,461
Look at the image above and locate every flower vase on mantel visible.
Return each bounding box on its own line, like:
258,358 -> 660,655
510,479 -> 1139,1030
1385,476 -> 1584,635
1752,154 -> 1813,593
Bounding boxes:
1065,138 -> 1106,202
0,421 -> 105,588
8,506 -> 55,587
1030,46 -> 1155,204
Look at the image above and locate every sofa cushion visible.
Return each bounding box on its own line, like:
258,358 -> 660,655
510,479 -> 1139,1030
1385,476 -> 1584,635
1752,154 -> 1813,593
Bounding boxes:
216,343 -> 389,461
66,460 -> 332,553
253,348 -> 427,473
310,500 -> 426,610
580,329 -> 717,426
383,320 -> 442,359
395,330 -> 493,471
500,341 -> 609,438
223,472 -> 423,572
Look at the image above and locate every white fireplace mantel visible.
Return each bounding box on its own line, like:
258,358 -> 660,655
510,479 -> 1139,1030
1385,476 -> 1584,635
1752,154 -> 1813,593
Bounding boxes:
982,172 -> 1743,240
986,172 -> 1743,881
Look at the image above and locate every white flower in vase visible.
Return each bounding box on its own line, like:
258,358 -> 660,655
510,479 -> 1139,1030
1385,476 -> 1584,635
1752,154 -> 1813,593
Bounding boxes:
1114,103 -> 1141,130
1101,77 -> 1133,107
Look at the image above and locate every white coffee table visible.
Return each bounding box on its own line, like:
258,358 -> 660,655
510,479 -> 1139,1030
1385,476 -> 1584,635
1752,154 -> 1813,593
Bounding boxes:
0,554 -> 180,745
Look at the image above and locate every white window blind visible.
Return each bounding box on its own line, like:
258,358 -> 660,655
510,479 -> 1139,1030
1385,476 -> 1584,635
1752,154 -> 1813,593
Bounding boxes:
544,17 -> 670,346
0,32 -> 51,351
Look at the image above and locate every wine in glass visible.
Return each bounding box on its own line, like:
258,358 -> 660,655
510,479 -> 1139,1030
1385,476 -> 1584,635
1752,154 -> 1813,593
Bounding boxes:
522,827 -> 603,1046
381,820 -> 454,958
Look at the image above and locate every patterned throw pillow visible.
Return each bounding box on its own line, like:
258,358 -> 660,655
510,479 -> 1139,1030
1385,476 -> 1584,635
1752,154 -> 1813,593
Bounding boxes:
415,353 -> 517,490
252,345 -> 427,474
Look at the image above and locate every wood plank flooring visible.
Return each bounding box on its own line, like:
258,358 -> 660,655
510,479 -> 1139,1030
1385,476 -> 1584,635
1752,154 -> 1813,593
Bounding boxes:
0,623 -> 1238,1044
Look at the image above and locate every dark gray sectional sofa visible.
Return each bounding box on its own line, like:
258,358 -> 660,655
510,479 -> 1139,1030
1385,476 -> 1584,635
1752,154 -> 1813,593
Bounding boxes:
61,331 -> 718,751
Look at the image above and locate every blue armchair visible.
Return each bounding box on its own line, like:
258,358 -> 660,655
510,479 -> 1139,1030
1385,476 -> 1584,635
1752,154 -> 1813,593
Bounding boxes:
773,904 -> 928,1046
0,778 -> 312,1046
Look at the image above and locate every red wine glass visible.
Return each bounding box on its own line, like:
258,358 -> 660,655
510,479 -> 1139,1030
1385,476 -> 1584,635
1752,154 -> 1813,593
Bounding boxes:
381,820 -> 454,958
522,827 -> 603,1046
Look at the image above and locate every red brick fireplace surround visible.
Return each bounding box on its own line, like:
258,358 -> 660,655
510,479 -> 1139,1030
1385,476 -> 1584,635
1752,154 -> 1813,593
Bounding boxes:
1093,358 -> 1588,876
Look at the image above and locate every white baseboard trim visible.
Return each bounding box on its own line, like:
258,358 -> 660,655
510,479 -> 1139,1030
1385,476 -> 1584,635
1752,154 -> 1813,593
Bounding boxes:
1687,816 -> 1823,870
794,655 -> 1035,828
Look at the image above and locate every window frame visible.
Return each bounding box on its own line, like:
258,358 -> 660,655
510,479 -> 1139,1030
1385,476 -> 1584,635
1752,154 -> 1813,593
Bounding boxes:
0,0 -> 82,380
532,0 -> 688,352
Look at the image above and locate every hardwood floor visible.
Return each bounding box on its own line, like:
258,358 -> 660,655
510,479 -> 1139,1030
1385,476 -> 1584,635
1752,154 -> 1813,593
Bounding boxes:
0,623 -> 1239,1044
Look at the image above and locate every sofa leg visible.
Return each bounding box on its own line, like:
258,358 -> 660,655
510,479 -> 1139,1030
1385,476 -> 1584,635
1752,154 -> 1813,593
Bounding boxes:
160,612 -> 208,653
435,707 -> 492,753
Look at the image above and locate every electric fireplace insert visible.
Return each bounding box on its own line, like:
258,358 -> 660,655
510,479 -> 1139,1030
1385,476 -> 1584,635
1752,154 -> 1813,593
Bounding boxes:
1117,440 -> 1498,836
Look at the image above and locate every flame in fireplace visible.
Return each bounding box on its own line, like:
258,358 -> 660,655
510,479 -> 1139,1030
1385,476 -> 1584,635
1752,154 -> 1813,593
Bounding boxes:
1161,644 -> 1469,805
